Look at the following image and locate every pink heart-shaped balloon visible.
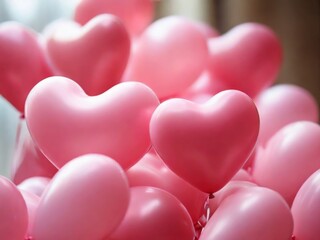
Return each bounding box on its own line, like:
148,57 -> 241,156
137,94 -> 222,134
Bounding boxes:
252,121 -> 320,206
25,76 -> 159,169
255,84 -> 319,146
32,154 -> 130,240
200,187 -> 293,240
208,23 -> 282,98
74,0 -> 154,37
45,14 -> 130,95
126,152 -> 208,223
150,90 -> 259,193
125,16 -> 208,99
291,169 -> 320,240
0,22 -> 53,113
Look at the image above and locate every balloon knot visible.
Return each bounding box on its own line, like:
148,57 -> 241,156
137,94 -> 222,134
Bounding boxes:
291,235 -> 296,240
209,193 -> 215,199
20,113 -> 25,119
25,236 -> 33,240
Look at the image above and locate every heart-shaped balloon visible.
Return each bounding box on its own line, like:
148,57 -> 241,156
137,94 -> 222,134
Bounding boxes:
200,187 -> 293,240
126,152 -> 208,223
25,76 -> 159,169
107,186 -> 195,240
208,23 -> 282,98
125,16 -> 208,99
74,0 -> 154,37
150,90 -> 259,193
32,154 -> 130,240
45,14 -> 130,95
255,84 -> 319,146
252,121 -> 320,206
291,169 -> 320,240
0,22 -> 53,113
0,176 -> 28,240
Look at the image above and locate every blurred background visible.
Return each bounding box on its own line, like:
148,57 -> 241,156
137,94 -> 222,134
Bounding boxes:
0,0 -> 319,176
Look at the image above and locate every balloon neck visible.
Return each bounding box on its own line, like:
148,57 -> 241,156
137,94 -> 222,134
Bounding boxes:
209,193 -> 215,199
291,236 -> 296,240
25,236 -> 33,240
20,113 -> 25,119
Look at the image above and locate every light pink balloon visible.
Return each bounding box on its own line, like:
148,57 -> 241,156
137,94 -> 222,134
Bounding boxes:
150,90 -> 259,193
191,21 -> 219,39
252,121 -> 320,206
126,152 -> 208,222
209,180 -> 256,214
20,190 -> 40,239
45,14 -> 130,95
0,176 -> 28,240
0,22 -> 52,113
74,0 -> 154,36
25,76 -> 159,169
231,169 -> 253,182
108,186 -> 195,240
201,187 -> 293,240
125,16 -> 208,99
32,154 -> 130,240
291,169 -> 320,240
18,176 -> 51,197
208,23 -> 282,98
255,84 -> 319,146
12,121 -> 57,184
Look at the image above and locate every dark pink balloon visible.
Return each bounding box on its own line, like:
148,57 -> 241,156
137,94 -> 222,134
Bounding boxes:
74,0 -> 154,36
45,14 -> 130,95
150,90 -> 259,193
255,84 -> 319,146
201,187 -> 293,240
32,154 -> 130,240
252,121 -> 320,206
0,176 -> 28,240
12,121 -> 57,184
208,23 -> 282,98
126,152 -> 208,222
125,16 -> 208,99
291,169 -> 320,240
0,22 -> 53,113
108,187 -> 195,240
25,77 -> 159,169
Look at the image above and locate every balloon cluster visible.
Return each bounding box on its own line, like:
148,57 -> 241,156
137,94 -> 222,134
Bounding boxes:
0,0 -> 319,239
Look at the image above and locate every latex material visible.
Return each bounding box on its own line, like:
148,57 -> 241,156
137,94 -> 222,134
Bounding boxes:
45,14 -> 130,95
0,22 -> 52,112
108,186 -> 195,240
252,121 -> 320,206
201,187 -> 293,240
0,176 -> 28,240
126,152 -> 208,222
32,154 -> 130,240
125,16 -> 208,99
18,176 -> 51,197
150,90 -> 259,193
25,76 -> 159,169
255,84 -> 319,146
291,169 -> 320,240
208,23 -> 282,98
75,0 -> 154,36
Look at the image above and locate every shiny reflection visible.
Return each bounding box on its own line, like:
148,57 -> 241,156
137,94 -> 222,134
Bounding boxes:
140,198 -> 161,217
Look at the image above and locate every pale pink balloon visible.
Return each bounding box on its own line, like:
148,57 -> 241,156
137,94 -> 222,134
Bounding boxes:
0,22 -> 53,113
291,169 -> 320,240
191,21 -> 219,39
45,14 -> 130,95
107,187 -> 195,240
208,23 -> 282,98
150,90 -> 259,193
252,121 -> 320,206
201,187 -> 293,240
231,169 -> 253,182
25,77 -> 159,169
20,190 -> 40,239
125,16 -> 208,99
32,154 -> 130,240
74,0 -> 154,36
255,84 -> 319,146
18,176 -> 51,197
0,176 -> 28,240
209,180 -> 256,214
126,152 -> 208,222
12,121 -> 57,184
